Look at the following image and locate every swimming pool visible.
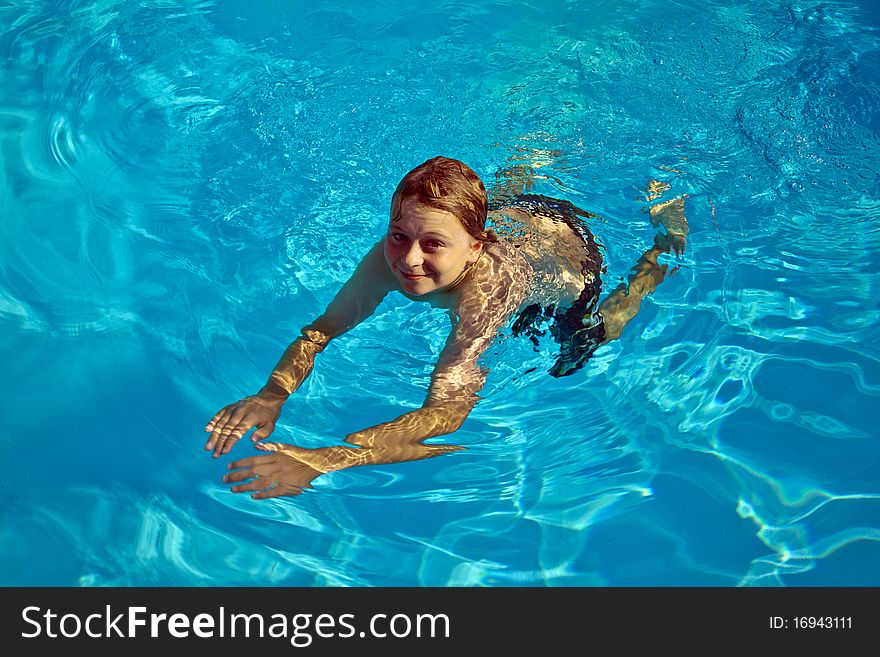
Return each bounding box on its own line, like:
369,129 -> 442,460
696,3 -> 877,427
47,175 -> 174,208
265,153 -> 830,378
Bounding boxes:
1,0 -> 878,586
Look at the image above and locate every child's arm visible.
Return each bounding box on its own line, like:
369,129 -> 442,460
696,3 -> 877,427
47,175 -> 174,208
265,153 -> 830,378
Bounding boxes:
334,299 -> 505,462
222,292 -> 519,497
204,240 -> 392,457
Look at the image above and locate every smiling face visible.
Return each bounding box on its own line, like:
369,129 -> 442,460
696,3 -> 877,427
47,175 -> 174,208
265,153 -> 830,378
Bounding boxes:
384,197 -> 483,297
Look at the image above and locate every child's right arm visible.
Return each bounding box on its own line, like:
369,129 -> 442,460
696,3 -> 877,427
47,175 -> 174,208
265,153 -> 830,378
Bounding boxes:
204,240 -> 393,457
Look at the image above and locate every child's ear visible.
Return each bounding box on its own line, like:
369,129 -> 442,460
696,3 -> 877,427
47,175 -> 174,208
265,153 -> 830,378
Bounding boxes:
467,240 -> 483,263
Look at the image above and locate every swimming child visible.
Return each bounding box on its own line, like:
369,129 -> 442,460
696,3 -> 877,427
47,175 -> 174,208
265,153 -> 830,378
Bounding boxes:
204,156 -> 688,498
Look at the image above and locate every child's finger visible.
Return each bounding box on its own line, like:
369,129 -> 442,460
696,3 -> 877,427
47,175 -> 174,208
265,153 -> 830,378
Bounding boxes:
223,468 -> 256,484
223,426 -> 246,446
206,408 -> 236,449
220,438 -> 239,455
228,455 -> 270,471
251,489 -> 284,499
225,406 -> 251,430
231,478 -> 271,494
252,485 -> 305,500
204,427 -> 225,451
205,406 -> 230,432
211,421 -> 244,451
255,442 -> 281,453
251,423 -> 275,442
214,428 -> 245,457
209,418 -> 251,455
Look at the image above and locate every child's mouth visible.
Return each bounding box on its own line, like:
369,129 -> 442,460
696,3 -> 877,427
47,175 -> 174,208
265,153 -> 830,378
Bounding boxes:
399,267 -> 428,280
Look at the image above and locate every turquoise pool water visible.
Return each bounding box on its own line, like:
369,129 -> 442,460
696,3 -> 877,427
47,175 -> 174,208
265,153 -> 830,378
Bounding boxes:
1,0 -> 878,586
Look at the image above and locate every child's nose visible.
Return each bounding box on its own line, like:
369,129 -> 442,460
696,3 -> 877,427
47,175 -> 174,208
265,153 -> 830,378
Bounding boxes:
403,244 -> 424,266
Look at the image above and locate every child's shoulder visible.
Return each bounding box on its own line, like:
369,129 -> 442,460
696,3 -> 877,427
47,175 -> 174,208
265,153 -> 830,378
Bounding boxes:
348,239 -> 397,293
457,240 -> 533,313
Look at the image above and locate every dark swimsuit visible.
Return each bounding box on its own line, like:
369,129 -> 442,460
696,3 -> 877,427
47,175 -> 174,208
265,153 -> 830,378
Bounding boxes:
489,194 -> 607,378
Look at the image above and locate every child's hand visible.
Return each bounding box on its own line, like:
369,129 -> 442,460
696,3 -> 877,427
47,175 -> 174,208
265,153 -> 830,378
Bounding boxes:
223,444 -> 322,498
204,395 -> 283,458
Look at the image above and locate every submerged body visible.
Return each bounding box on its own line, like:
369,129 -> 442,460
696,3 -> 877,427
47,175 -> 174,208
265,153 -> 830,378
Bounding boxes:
205,158 -> 687,498
285,193 -> 607,406
489,195 -> 607,376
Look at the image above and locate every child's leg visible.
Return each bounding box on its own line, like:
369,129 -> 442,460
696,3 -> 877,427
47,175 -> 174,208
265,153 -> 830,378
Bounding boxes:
598,233 -> 671,342
598,182 -> 686,343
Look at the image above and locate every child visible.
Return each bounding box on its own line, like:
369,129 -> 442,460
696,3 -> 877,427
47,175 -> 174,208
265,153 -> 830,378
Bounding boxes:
205,156 -> 688,498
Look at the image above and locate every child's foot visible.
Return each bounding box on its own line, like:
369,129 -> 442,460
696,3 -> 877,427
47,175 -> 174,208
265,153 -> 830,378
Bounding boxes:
642,179 -> 670,202
643,180 -> 689,256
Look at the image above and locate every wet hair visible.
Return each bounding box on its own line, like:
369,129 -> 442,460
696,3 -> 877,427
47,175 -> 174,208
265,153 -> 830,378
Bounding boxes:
390,156 -> 499,243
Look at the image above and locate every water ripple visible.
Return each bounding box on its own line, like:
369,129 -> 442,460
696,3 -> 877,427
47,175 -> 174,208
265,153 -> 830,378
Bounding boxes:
2,0 -> 878,586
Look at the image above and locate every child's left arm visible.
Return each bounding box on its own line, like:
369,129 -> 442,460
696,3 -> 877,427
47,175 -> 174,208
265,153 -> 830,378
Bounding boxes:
222,294 -> 514,497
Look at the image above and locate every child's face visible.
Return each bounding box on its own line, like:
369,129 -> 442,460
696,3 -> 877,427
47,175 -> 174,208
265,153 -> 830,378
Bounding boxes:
384,197 -> 483,296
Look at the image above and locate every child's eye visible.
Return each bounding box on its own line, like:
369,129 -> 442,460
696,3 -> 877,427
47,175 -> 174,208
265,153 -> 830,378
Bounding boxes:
425,241 -> 444,250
